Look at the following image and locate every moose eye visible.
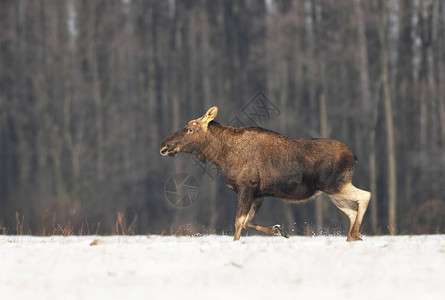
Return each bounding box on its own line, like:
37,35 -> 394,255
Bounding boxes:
187,128 -> 194,134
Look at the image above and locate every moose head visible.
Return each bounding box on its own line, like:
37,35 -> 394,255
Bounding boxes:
160,107 -> 218,158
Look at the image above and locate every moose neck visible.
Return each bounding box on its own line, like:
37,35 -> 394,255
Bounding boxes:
198,122 -> 234,169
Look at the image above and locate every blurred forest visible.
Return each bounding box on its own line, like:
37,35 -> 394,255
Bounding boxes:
0,0 -> 444,236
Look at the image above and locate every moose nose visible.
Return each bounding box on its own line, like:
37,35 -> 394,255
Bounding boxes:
160,146 -> 168,156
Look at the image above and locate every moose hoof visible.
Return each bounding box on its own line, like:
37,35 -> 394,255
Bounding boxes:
273,225 -> 290,239
346,234 -> 362,242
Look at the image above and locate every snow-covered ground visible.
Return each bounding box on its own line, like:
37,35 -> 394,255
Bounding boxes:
1,235 -> 444,300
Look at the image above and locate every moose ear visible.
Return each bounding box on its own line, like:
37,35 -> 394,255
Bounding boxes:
201,106 -> 218,130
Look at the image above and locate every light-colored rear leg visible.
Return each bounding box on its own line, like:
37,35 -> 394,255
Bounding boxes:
328,183 -> 371,241
329,195 -> 358,240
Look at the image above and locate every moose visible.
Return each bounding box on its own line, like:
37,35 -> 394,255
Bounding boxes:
160,107 -> 371,241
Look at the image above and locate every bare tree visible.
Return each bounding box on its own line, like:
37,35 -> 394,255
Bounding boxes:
379,1 -> 398,235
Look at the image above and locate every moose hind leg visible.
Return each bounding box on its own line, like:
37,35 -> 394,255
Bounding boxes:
330,183 -> 371,241
329,195 -> 358,240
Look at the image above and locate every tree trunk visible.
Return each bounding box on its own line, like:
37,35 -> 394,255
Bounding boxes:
411,0 -> 424,148
90,0 -> 104,182
424,0 -> 438,152
379,2 -> 397,235
438,2 -> 445,146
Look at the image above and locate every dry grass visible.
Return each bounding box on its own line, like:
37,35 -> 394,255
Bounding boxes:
15,212 -> 24,235
0,211 -> 111,236
113,212 -> 138,236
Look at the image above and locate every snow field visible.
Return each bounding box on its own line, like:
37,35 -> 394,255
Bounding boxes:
1,235 -> 444,300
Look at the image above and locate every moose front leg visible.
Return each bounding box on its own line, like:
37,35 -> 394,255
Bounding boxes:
233,188 -> 253,241
234,195 -> 290,240
244,198 -> 289,238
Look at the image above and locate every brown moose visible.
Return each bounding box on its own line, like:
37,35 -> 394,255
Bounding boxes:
160,107 -> 371,241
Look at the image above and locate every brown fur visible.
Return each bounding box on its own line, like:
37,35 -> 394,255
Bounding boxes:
160,107 -> 371,241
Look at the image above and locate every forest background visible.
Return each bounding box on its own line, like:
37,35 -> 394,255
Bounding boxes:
0,0 -> 444,236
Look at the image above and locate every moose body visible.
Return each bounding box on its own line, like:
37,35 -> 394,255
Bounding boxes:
160,107 -> 371,241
